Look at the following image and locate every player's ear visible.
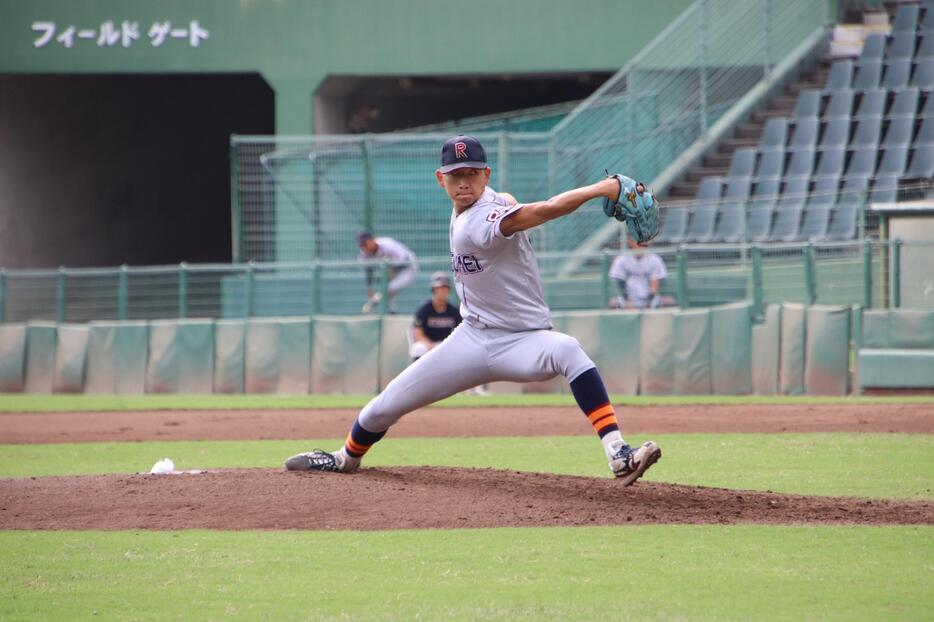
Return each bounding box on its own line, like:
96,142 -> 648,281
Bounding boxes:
483,167 -> 492,182
435,169 -> 445,187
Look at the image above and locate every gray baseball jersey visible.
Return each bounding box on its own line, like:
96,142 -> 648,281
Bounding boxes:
356,186 -> 595,434
450,187 -> 552,331
359,237 -> 417,265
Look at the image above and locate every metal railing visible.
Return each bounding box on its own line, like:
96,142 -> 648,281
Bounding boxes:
230,0 -> 829,263
2,239 -> 929,324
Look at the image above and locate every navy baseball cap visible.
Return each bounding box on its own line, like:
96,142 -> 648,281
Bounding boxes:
356,230 -> 374,245
439,135 -> 487,173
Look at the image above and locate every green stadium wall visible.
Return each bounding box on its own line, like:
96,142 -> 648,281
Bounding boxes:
1,302 -> 910,397
0,0 -> 692,133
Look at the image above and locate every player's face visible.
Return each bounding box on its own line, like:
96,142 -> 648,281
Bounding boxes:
432,285 -> 450,302
435,166 -> 491,208
359,238 -> 378,254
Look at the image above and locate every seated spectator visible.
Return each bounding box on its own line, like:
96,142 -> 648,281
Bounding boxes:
608,236 -> 668,310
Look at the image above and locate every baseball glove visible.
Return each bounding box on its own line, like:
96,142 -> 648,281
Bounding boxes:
602,173 -> 660,244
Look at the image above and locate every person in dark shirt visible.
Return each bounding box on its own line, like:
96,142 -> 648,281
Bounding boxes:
410,272 -> 461,360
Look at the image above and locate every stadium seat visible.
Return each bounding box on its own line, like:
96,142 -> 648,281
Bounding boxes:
825,88 -> 855,119
846,145 -> 878,177
889,87 -> 920,117
859,33 -> 886,63
785,144 -> 816,178
851,115 -> 882,148
815,146 -> 846,180
790,118 -> 819,149
819,118 -> 849,148
884,116 -> 915,148
758,118 -> 789,150
911,57 -> 934,90
892,3 -> 920,33
914,111 -> 934,147
924,4 -> 934,30
883,58 -> 912,91
855,60 -> 883,90
824,60 -> 854,91
906,142 -> 934,178
916,33 -> 934,60
888,30 -> 917,60
655,204 -> 690,245
684,177 -> 723,243
715,176 -> 753,242
746,177 -> 780,242
756,147 -> 785,179
877,145 -> 910,177
793,89 -> 821,119
798,176 -> 840,240
771,177 -> 810,241
854,88 -> 885,119
727,148 -> 757,178
870,174 -> 899,204
826,175 -> 870,241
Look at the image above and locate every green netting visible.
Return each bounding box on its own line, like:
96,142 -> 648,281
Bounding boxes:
752,304 -> 781,395
84,321 -> 149,394
0,323 -> 26,392
804,305 -> 850,396
231,0 -> 828,262
674,309 -> 713,395
52,325 -> 88,394
24,323 -> 57,394
213,320 -> 245,394
639,310 -> 676,395
378,315 -> 412,391
146,320 -> 215,394
310,316 -> 380,394
779,303 -> 807,396
3,241 -> 926,323
245,318 -> 312,394
710,302 -> 753,395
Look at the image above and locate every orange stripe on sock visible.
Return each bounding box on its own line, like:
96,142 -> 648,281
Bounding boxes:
345,437 -> 369,455
586,403 -> 614,424
595,415 -> 619,435
591,412 -> 616,429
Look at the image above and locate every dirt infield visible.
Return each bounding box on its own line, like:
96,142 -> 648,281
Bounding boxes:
2,403 -> 932,530
2,467 -> 932,530
1,403 -> 932,444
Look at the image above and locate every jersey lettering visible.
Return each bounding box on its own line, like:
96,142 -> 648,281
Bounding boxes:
452,253 -> 483,274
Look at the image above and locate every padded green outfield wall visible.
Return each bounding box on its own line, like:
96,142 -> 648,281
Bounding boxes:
0,0 -> 691,133
0,303 -> 881,396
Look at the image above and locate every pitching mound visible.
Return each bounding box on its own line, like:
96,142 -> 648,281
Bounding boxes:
2,467 -> 932,530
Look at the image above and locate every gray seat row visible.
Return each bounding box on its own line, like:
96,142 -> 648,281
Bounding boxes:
825,58 -> 933,91
656,173 -> 901,245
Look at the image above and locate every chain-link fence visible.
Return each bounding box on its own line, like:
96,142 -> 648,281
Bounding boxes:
231,0 -> 828,263
3,239 -> 929,324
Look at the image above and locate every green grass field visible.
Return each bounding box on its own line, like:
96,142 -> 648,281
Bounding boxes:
2,394 -> 932,621
1,392 -> 933,412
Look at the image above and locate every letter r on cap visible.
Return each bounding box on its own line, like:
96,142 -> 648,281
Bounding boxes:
454,142 -> 468,159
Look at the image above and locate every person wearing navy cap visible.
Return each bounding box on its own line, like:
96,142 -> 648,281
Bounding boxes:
288,134 -> 661,486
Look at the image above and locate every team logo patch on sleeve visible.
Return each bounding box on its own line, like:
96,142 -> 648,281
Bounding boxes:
486,211 -> 500,222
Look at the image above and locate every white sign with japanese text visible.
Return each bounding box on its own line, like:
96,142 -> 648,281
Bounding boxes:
32,20 -> 210,49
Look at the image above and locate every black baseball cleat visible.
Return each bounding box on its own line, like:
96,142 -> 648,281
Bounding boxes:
609,441 -> 661,486
284,449 -> 352,473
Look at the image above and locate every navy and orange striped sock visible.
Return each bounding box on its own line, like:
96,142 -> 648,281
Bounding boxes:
570,367 -> 625,456
343,419 -> 386,459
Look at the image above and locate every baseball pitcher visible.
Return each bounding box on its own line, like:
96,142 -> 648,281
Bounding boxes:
287,134 -> 661,484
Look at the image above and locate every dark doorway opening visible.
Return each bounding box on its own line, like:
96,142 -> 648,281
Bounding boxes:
314,72 -> 612,134
0,73 -> 274,269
